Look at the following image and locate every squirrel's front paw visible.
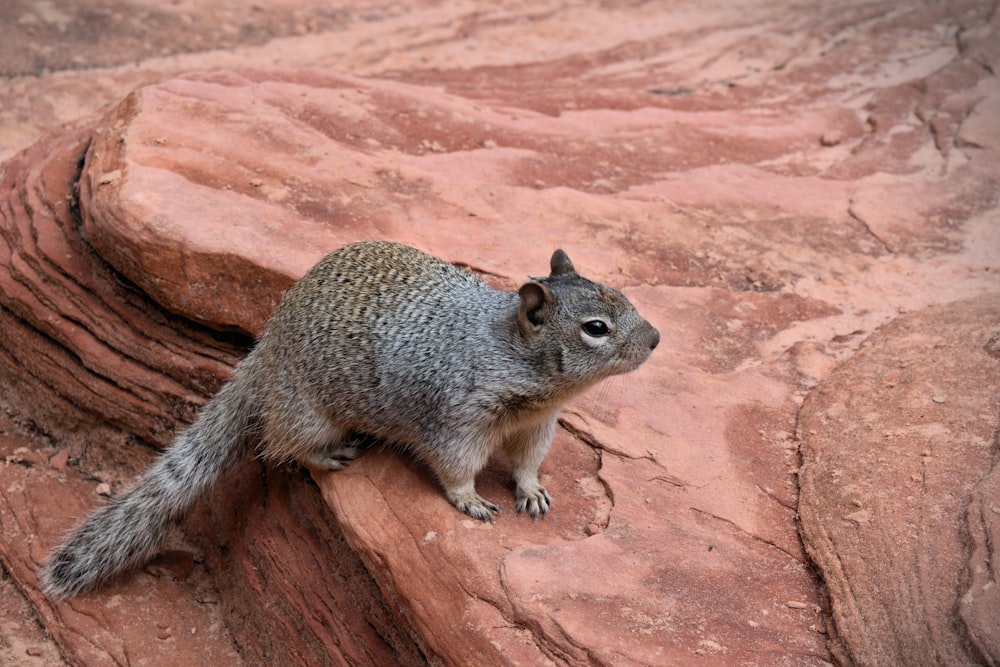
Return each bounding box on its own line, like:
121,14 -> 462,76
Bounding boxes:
515,484 -> 552,519
449,490 -> 500,522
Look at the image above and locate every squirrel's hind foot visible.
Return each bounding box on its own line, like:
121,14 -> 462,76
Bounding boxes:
302,443 -> 364,471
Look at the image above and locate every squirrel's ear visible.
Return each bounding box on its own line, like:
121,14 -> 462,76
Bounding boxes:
549,249 -> 576,277
517,281 -> 555,334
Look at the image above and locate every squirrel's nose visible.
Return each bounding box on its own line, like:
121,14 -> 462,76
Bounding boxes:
649,327 -> 660,350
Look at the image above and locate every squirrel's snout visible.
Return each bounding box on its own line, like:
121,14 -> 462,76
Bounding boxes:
648,326 -> 660,350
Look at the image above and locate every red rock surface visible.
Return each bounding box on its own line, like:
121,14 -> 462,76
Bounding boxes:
1,1 -> 998,665
798,296 -> 1000,666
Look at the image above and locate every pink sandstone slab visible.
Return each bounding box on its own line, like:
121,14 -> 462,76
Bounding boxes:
798,296 -> 1000,666
78,68 -> 873,336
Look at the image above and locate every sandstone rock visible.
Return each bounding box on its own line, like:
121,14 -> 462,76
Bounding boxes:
798,297 -> 1000,666
0,412 -> 242,666
76,67 -> 876,335
1,0 -> 998,665
47,448 -> 69,472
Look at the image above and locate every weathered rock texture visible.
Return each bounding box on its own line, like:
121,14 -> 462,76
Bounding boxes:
799,297 -> 1000,666
1,0 -> 998,665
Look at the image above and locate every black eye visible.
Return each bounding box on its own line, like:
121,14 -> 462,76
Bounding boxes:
582,319 -> 610,337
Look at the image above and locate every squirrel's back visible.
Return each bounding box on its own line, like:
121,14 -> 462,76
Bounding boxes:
254,242 -> 515,451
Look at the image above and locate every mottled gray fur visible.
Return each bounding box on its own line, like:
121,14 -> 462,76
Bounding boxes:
41,241 -> 659,599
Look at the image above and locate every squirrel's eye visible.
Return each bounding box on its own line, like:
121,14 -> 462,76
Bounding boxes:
582,319 -> 610,337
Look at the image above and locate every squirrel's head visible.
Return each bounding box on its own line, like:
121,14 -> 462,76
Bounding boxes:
516,250 -> 659,383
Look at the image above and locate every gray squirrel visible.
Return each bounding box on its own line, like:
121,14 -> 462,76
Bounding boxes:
41,241 -> 659,599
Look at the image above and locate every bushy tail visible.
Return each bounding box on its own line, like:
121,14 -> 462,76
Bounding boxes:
40,371 -> 258,599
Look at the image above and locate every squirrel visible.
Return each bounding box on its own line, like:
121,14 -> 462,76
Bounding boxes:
40,241 -> 659,599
